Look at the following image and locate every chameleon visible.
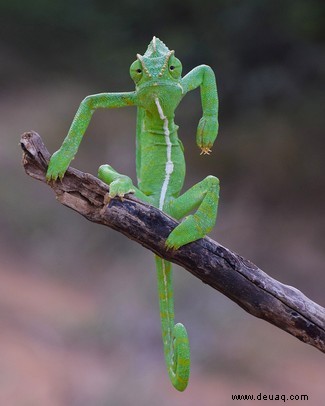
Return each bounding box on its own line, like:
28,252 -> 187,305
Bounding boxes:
46,37 -> 219,391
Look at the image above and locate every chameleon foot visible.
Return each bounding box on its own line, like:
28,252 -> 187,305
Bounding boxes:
108,177 -> 135,198
98,164 -> 135,198
165,215 -> 205,250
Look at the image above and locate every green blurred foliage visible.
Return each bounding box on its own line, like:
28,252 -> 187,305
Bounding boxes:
1,0 -> 324,85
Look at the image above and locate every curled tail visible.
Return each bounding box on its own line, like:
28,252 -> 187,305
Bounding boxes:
155,255 -> 190,391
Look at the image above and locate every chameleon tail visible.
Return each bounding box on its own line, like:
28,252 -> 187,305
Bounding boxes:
154,255 -> 190,391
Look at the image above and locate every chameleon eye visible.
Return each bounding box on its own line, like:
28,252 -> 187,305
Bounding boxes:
168,55 -> 182,79
130,60 -> 143,83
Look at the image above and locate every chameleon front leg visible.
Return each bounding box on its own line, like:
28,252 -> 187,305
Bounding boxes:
165,175 -> 220,250
155,256 -> 190,391
46,92 -> 137,181
181,65 -> 219,154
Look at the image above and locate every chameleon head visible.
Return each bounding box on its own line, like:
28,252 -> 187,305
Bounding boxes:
130,36 -> 182,86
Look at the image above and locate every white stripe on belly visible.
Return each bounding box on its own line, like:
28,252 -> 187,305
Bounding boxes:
154,97 -> 174,210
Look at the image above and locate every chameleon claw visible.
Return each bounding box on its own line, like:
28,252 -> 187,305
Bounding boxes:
103,193 -> 111,205
46,173 -> 58,183
165,240 -> 172,251
117,188 -> 135,201
165,237 -> 181,251
200,147 -> 212,155
165,242 -> 171,251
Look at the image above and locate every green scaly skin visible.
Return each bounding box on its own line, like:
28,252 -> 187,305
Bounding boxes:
46,37 -> 219,391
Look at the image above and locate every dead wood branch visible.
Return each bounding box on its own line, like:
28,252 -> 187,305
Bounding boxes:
21,131 -> 325,353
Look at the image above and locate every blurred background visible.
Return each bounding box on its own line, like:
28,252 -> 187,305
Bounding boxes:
0,0 -> 324,405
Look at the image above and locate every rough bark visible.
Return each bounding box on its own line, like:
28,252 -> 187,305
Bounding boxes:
21,131 -> 325,353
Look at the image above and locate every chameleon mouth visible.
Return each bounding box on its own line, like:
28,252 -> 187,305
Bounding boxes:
137,78 -> 181,89
136,80 -> 183,92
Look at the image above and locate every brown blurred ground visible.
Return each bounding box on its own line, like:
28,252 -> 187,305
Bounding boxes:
0,253 -> 324,405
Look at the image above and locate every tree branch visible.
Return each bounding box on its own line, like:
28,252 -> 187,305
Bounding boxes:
21,131 -> 325,353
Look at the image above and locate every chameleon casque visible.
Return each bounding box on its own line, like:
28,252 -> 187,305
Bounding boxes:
46,37 -> 219,391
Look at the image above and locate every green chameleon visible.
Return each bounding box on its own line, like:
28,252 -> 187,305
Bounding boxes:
46,37 -> 219,391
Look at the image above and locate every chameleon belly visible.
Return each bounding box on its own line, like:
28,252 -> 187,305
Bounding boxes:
136,130 -> 186,207
136,86 -> 185,208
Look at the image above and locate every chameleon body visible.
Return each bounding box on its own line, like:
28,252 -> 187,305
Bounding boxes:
46,37 -> 219,391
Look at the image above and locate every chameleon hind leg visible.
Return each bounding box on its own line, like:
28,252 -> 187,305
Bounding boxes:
155,256 -> 190,391
98,164 -> 152,202
165,175 -> 220,250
